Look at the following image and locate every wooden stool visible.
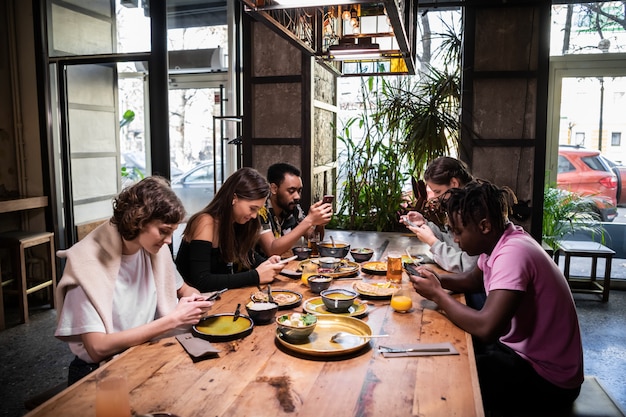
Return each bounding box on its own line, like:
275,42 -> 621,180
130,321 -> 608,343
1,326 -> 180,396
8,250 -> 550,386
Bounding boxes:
554,240 -> 614,302
0,231 -> 57,326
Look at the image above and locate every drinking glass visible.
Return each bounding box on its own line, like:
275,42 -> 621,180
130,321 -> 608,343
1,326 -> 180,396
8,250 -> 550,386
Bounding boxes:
390,285 -> 413,313
386,251 -> 403,283
96,372 -> 131,417
308,233 -> 320,257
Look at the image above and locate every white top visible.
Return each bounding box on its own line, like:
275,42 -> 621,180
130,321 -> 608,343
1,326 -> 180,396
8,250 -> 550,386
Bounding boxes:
55,249 -> 184,362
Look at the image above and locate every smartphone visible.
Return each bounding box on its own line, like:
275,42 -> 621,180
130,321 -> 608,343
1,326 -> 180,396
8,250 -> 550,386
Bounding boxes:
322,195 -> 334,204
403,215 -> 417,228
205,288 -> 228,301
279,255 -> 298,264
403,263 -> 420,277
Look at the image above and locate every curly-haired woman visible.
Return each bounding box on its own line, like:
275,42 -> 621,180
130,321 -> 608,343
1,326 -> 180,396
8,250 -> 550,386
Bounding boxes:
55,176 -> 212,385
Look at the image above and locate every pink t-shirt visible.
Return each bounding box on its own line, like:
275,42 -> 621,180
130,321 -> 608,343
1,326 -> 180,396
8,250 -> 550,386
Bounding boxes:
478,224 -> 584,389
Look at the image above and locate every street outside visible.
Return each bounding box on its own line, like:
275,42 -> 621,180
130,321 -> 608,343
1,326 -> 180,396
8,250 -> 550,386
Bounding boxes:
615,206 -> 626,224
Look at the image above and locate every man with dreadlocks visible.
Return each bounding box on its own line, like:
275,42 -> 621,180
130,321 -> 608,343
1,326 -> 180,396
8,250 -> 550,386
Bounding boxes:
408,180 -> 583,415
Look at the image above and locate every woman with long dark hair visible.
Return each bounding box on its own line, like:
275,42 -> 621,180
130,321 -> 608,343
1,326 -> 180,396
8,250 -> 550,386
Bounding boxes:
176,167 -> 285,292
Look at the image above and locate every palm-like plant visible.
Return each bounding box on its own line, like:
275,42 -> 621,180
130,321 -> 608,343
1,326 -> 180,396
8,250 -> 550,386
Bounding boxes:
542,185 -> 605,250
375,19 -> 462,177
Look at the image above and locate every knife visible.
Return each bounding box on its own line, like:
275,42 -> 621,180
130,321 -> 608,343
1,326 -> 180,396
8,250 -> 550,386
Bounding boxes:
233,303 -> 241,321
379,346 -> 450,353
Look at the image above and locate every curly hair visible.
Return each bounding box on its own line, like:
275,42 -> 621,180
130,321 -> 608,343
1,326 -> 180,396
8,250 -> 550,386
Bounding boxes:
424,156 -> 474,187
183,167 -> 270,268
111,176 -> 186,241
444,180 -> 511,233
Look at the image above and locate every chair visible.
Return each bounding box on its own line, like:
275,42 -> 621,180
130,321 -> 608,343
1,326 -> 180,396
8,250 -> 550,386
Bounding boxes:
554,240 -> 614,302
0,231 -> 57,327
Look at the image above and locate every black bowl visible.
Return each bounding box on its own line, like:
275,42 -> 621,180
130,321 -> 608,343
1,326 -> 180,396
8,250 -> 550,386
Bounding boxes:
318,242 -> 350,258
292,246 -> 312,260
350,248 -> 374,263
245,302 -> 279,325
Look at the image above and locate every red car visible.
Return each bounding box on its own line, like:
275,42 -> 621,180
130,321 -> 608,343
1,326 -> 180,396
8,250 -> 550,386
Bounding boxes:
602,156 -> 626,207
557,146 -> 618,222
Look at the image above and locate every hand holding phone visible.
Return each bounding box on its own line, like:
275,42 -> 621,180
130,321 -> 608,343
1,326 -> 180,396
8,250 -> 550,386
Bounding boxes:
279,255 -> 298,264
403,263 -> 421,277
205,288 -> 228,301
322,195 -> 334,204
402,215 -> 417,228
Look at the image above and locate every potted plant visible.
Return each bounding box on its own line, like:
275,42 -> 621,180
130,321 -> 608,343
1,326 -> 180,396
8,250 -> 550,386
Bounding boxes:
542,185 -> 605,251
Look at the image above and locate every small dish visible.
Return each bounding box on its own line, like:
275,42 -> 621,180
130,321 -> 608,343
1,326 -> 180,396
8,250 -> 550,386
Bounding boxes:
307,275 -> 332,294
276,313 -> 318,342
245,301 -> 279,325
318,257 -> 341,269
250,289 -> 303,309
320,288 -> 358,313
350,248 -> 374,263
352,281 -> 398,299
303,297 -> 368,317
361,261 -> 387,275
292,246 -> 312,260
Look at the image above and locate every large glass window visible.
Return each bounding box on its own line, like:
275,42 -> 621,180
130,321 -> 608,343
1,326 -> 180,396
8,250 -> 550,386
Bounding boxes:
551,2 -> 626,56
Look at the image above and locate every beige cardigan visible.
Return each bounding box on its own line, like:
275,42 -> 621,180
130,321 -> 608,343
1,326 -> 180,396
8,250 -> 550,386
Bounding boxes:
55,221 -> 178,334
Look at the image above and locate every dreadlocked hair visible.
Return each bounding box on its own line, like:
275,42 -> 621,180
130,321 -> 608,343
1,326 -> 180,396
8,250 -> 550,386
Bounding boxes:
443,180 -> 510,233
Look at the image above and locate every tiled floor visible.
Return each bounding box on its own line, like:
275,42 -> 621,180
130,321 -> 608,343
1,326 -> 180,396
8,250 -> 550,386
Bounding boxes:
1,284 -> 626,416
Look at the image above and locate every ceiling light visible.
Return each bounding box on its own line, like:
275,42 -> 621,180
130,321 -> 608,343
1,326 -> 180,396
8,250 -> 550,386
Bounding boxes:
273,0 -> 361,8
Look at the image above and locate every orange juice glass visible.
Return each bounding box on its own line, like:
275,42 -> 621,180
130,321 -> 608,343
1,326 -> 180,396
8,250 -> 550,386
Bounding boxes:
386,251 -> 403,283
96,373 -> 131,417
390,286 -> 413,313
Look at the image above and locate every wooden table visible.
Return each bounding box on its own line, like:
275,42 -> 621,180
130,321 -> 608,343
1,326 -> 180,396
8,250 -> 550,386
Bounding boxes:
26,230 -> 484,417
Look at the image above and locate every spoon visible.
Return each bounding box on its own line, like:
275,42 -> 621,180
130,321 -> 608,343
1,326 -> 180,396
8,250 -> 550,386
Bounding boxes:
330,235 -> 336,248
329,332 -> 389,343
405,248 -> 419,266
267,284 -> 275,304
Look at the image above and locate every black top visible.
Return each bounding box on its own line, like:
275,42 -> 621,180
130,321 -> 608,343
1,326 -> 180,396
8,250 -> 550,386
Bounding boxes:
175,240 -> 265,292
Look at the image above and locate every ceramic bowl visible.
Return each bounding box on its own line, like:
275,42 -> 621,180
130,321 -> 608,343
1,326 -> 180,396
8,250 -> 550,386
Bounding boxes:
318,242 -> 350,258
307,275 -> 333,294
320,288 -> 358,313
276,313 -> 317,341
245,301 -> 279,325
318,257 -> 341,269
292,246 -> 312,260
350,247 -> 374,263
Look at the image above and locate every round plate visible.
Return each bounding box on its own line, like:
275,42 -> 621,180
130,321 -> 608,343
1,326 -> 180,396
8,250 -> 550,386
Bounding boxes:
352,281 -> 398,299
361,261 -> 387,275
275,315 -> 372,357
303,297 -> 368,317
298,259 -> 359,278
401,255 -> 424,265
192,314 -> 254,342
250,289 -> 303,309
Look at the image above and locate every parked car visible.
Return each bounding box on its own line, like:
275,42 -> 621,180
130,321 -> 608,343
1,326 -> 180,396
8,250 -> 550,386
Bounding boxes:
121,152 -> 184,187
557,146 -> 618,222
601,156 -> 626,207
171,161 -> 222,216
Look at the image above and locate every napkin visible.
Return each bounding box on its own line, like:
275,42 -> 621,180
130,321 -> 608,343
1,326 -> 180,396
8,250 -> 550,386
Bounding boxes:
175,333 -> 221,361
379,342 -> 458,358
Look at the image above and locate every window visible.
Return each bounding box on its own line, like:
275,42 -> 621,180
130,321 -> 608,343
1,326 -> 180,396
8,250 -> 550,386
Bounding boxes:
612,132 -> 622,146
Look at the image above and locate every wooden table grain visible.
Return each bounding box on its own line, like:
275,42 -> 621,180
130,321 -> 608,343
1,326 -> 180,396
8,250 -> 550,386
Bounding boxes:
26,230 -> 484,417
